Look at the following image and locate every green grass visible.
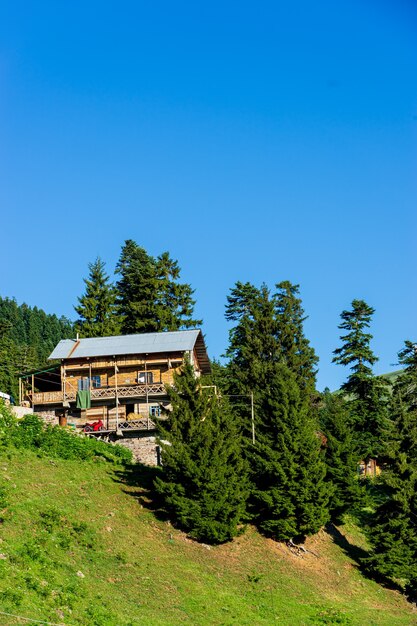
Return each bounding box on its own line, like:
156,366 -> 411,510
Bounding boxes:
380,369 -> 403,385
0,449 -> 415,626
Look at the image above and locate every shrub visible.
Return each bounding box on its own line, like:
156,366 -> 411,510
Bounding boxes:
0,400 -> 17,449
0,410 -> 132,464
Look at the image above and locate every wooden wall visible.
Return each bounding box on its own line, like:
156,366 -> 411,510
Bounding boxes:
63,352 -> 184,392
64,352 -> 185,372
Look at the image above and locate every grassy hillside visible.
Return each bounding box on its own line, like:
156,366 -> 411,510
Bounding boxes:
380,369 -> 403,385
0,450 -> 415,625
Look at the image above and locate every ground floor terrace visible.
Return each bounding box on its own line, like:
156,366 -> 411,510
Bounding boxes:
34,396 -> 168,433
19,364 -> 169,435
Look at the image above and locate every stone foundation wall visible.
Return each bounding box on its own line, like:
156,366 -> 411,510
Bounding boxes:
13,406 -> 33,419
111,433 -> 160,466
34,410 -> 59,426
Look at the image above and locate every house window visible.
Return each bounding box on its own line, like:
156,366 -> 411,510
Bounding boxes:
149,405 -> 161,417
78,376 -> 101,390
91,375 -> 101,389
138,371 -> 153,384
78,377 -> 89,391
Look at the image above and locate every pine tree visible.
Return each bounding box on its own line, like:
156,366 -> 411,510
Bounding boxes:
251,363 -> 331,541
74,257 -> 120,338
225,283 -> 278,382
154,359 -> 249,544
225,280 -> 319,434
154,251 -> 201,331
396,341 -> 417,412
273,281 -> 318,398
333,300 -> 378,396
0,338 -> 23,399
319,389 -> 362,522
115,241 -> 201,334
0,297 -> 73,398
333,299 -> 389,461
207,358 -> 229,394
115,240 -> 158,334
224,282 -> 278,437
364,377 -> 417,594
225,281 -> 318,398
224,280 -> 329,540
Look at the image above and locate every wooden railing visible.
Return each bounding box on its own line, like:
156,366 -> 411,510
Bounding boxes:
91,383 -> 165,400
101,417 -> 156,431
32,390 -> 64,404
32,383 -> 166,405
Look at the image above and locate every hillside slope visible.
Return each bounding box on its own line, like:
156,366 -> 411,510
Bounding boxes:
0,450 -> 415,626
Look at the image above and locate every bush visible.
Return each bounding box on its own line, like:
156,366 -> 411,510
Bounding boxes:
10,413 -> 44,449
0,400 -> 17,449
0,408 -> 132,464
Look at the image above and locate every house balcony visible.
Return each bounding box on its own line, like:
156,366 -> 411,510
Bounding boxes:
31,383 -> 166,406
81,416 -> 158,433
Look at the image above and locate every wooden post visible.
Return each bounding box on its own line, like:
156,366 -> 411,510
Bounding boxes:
114,359 -> 119,431
18,377 -> 22,405
62,363 -> 66,402
31,374 -> 35,410
145,357 -> 149,430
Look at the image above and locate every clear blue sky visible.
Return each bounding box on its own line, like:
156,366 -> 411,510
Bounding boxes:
1,0 -> 416,390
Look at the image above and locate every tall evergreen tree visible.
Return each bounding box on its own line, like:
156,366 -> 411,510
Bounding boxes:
251,363 -> 331,541
395,341 -> 417,412
0,297 -> 73,398
333,300 -> 378,396
364,372 -> 417,595
225,280 -> 319,435
225,280 -> 318,397
1,347 -> 17,398
154,359 -> 249,544
224,282 -> 278,438
115,240 -> 201,334
115,240 -> 158,334
74,257 -> 120,338
273,281 -> 318,397
207,358 -> 229,394
319,389 -> 362,522
333,299 -> 388,460
154,251 -> 201,331
225,282 -> 277,389
224,279 -> 329,541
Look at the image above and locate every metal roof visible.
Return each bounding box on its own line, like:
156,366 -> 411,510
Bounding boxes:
48,329 -> 211,373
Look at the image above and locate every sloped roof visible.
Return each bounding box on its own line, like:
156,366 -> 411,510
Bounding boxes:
48,329 -> 210,373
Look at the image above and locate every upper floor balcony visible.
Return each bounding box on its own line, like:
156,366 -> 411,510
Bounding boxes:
31,382 -> 166,406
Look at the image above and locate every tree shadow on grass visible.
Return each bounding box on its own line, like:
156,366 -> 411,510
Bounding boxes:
112,462 -> 171,522
325,522 -> 368,564
325,522 -> 404,595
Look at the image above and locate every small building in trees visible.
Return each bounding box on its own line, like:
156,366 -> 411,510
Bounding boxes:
358,458 -> 381,477
18,330 -> 210,463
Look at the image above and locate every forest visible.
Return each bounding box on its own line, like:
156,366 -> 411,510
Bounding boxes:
0,238 -> 416,601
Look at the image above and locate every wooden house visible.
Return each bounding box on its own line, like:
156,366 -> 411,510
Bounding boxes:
19,330 -> 210,440
358,458 -> 381,478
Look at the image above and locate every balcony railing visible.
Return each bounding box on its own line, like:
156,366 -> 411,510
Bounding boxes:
32,383 -> 166,405
32,390 -> 64,404
82,417 -> 157,433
